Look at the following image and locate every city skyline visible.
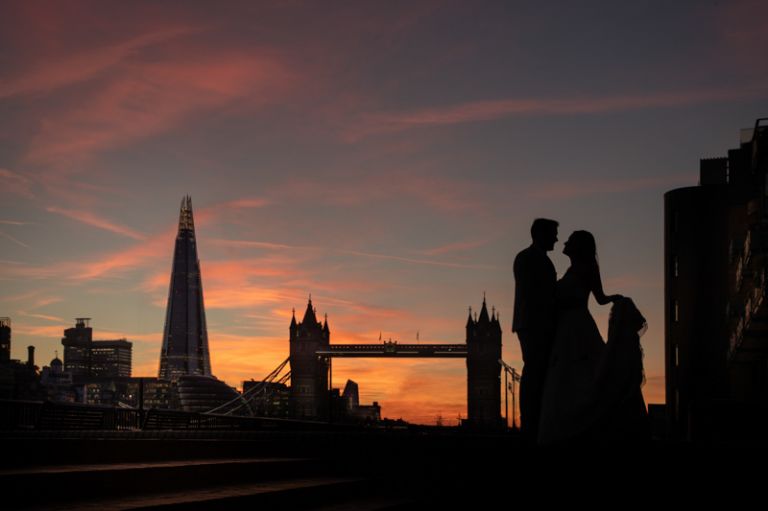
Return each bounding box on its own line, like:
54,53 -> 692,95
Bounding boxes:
2,1 -> 768,424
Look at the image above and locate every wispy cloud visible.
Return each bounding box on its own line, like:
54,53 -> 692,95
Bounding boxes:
347,87 -> 768,139
0,231 -> 30,248
0,26 -> 202,98
419,239 -> 490,256
23,50 -> 296,167
17,312 -> 65,323
47,206 -> 146,240
0,169 -> 36,199
341,249 -> 497,270
210,237 -> 495,270
264,171 -> 485,213
210,239 -> 313,251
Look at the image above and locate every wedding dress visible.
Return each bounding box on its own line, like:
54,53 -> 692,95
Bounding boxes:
538,268 -> 605,444
538,268 -> 649,445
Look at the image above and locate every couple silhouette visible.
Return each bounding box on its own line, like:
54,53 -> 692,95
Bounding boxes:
513,218 -> 650,446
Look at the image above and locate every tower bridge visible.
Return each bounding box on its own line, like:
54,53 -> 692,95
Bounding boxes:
288,296 -> 503,429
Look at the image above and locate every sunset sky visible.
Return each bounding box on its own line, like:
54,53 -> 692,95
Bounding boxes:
1,0 -> 767,424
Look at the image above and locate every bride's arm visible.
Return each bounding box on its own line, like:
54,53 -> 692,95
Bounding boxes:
591,265 -> 622,305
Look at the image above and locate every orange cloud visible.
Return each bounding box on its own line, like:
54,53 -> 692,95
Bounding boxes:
73,230 -> 172,280
16,312 -> 65,323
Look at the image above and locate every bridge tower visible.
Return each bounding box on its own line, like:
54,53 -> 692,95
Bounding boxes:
465,298 -> 503,429
289,297 -> 330,419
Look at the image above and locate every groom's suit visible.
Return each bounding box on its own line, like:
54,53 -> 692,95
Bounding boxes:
513,244 -> 557,442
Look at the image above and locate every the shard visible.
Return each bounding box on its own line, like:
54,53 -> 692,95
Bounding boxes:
159,196 -> 212,380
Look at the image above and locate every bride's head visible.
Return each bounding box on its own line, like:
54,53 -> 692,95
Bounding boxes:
563,230 -> 597,266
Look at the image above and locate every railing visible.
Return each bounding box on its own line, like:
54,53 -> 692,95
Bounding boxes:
0,400 -> 141,430
0,399 -> 360,432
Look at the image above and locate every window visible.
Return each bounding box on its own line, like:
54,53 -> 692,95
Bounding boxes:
673,300 -> 679,323
673,255 -> 679,277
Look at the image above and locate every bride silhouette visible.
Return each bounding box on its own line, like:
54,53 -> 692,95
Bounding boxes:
537,230 -> 648,445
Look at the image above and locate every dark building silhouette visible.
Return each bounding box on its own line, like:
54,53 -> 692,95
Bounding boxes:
665,119 -> 768,443
289,297 -> 330,419
0,318 -> 10,363
340,379 -> 381,424
159,196 -> 212,381
26,346 -> 35,368
62,318 -> 93,377
0,328 -> 43,400
465,298 -> 503,429
40,354 -> 75,402
62,318 -> 132,379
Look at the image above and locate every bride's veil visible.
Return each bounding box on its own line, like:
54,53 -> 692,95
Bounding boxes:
599,297 -> 648,396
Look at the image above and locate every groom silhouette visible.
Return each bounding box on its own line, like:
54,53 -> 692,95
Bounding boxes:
513,218 -> 558,443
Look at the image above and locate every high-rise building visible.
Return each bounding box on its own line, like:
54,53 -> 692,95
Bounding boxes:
61,318 -> 132,379
158,196 -> 212,380
665,119 -> 767,443
91,340 -> 132,377
62,318 -> 93,377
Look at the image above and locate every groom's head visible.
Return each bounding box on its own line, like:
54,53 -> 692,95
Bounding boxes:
531,218 -> 559,252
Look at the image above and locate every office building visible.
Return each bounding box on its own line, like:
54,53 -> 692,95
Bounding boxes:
665,118 -> 767,443
61,318 -> 132,380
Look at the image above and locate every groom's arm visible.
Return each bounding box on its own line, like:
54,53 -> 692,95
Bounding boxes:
591,265 -> 621,305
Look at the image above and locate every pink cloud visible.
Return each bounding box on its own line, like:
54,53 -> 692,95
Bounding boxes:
47,206 -> 146,240
341,249 -> 497,270
266,172 -> 485,213
0,26 -> 201,98
0,168 -> 36,199
347,87 -> 768,139
209,239 -> 313,251
23,50 -> 296,168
